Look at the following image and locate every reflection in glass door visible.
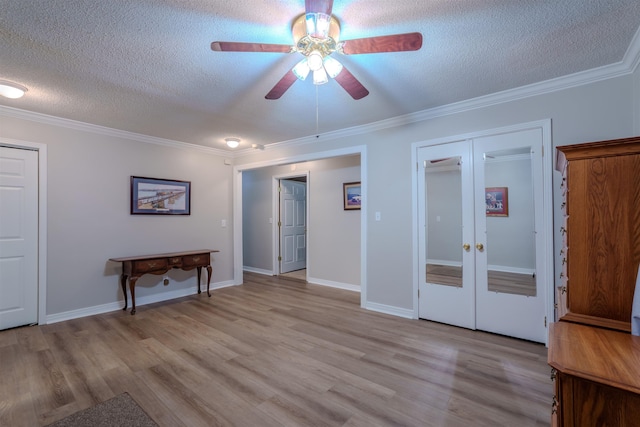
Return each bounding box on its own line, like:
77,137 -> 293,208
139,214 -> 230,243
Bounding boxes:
474,130 -> 546,343
418,141 -> 475,330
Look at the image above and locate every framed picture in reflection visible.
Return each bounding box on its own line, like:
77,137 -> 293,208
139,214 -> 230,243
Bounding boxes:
485,187 -> 508,217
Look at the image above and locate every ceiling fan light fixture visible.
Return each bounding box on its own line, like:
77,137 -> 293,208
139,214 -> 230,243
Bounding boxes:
313,68 -> 328,85
307,50 -> 324,71
292,58 -> 310,80
305,12 -> 331,39
0,80 -> 27,99
225,137 -> 240,148
323,56 -> 343,78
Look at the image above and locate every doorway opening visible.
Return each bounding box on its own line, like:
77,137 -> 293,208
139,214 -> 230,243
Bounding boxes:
235,146 -> 366,305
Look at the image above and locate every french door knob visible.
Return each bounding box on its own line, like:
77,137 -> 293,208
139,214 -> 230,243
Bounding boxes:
475,243 -> 484,251
463,243 -> 471,251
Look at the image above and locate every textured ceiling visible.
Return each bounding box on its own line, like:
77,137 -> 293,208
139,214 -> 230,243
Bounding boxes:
1,0 -> 640,151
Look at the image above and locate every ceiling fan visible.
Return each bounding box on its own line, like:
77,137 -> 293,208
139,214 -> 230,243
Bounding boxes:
211,0 -> 422,100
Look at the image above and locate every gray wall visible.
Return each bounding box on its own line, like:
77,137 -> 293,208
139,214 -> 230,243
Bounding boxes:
426,166 -> 463,265
485,156 -> 535,271
1,66 -> 638,320
235,73 -> 638,312
0,116 -> 234,317
242,155 -> 361,287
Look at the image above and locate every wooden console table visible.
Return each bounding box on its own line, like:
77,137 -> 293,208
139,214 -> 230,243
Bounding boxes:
110,250 -> 219,315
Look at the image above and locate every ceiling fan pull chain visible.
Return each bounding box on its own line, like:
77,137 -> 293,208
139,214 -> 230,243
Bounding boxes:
316,84 -> 319,135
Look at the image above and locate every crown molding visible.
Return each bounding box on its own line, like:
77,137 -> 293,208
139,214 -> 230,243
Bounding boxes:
247,26 -> 640,155
2,26 -> 639,158
0,105 -> 228,156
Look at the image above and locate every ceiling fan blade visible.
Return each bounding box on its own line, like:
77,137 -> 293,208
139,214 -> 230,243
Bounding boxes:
265,70 -> 298,100
305,0 -> 333,16
341,32 -> 423,55
211,41 -> 292,53
334,67 -> 369,100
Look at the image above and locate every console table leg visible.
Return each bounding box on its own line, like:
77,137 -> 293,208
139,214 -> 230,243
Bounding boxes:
196,266 -> 202,294
206,265 -> 212,297
120,274 -> 128,311
129,277 -> 138,315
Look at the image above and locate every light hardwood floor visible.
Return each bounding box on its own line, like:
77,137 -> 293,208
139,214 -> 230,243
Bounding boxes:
0,273 -> 552,426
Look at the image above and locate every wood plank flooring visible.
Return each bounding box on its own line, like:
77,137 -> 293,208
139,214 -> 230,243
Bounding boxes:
0,272 -> 552,426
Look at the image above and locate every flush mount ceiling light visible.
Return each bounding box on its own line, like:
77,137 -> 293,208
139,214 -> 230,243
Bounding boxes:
225,137 -> 240,148
0,80 -> 28,99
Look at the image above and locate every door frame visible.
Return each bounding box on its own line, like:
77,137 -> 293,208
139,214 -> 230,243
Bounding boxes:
233,145 -> 367,308
0,137 -> 48,325
411,119 -> 554,345
272,172 -> 310,275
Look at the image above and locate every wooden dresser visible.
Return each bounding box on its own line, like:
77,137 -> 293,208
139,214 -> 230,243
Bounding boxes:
549,322 -> 640,426
110,250 -> 219,315
550,136 -> 640,426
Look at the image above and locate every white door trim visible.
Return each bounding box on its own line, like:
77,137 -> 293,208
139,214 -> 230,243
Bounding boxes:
411,119 -> 553,345
272,172 -> 310,275
233,145 -> 367,308
0,137 -> 48,325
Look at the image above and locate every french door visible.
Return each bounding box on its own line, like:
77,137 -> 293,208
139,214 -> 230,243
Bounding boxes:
418,127 -> 548,343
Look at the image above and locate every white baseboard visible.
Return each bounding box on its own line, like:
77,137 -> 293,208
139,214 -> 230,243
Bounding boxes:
45,280 -> 236,324
427,259 -> 462,267
307,277 -> 360,292
243,266 -> 273,276
487,265 -> 535,275
428,260 -> 535,276
365,301 -> 415,319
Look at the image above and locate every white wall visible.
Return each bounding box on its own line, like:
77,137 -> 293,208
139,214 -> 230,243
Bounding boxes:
235,74 -> 638,313
242,155 -> 361,287
0,113 -> 234,319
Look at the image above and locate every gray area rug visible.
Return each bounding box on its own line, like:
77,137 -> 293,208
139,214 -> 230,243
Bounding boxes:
45,392 -> 158,427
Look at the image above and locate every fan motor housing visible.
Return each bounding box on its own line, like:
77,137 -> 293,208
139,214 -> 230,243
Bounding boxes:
292,14 -> 340,57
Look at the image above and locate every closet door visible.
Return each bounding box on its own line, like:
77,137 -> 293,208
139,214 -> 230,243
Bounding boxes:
473,129 -> 546,343
418,141 -> 476,329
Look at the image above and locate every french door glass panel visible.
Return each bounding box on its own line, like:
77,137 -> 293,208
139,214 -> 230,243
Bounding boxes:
418,141 -> 475,330
473,129 -> 546,343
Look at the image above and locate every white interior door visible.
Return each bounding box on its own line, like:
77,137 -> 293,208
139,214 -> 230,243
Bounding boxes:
473,129 -> 547,343
279,179 -> 307,273
0,147 -> 38,330
418,141 -> 476,329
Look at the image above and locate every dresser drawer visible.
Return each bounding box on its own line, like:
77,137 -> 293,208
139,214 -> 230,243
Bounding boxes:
132,258 -> 168,274
182,253 -> 210,267
168,256 -> 183,267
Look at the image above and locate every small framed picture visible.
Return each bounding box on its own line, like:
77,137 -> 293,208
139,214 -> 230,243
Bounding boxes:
485,187 -> 508,217
343,182 -> 361,210
131,176 -> 191,215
